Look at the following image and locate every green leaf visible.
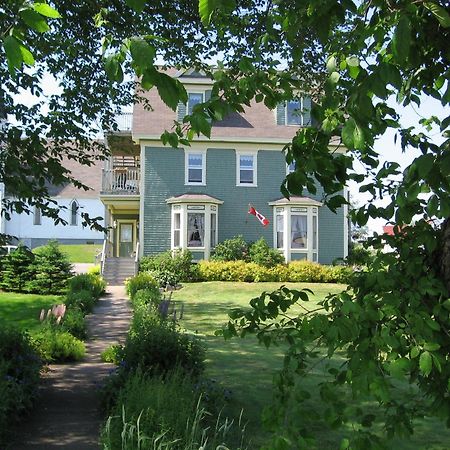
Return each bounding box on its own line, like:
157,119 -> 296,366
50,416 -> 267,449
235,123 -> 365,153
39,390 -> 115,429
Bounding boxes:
199,0 -> 216,26
104,55 -> 121,81
424,342 -> 440,351
32,2 -> 61,18
238,56 -> 253,73
416,154 -> 434,178
130,37 -> 155,70
346,56 -> 359,67
155,73 -> 185,111
419,351 -> 432,377
424,2 -> 450,28
20,9 -> 50,33
3,35 -> 23,72
342,118 -> 356,148
353,122 -> 365,149
326,56 -> 337,73
126,0 -> 146,13
339,438 -> 350,450
329,71 -> 340,85
410,346 -> 420,359
389,358 -> 410,379
392,15 -> 411,65
19,43 -> 35,66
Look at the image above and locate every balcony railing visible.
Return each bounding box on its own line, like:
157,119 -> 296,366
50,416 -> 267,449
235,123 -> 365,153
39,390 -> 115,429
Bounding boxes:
101,167 -> 140,195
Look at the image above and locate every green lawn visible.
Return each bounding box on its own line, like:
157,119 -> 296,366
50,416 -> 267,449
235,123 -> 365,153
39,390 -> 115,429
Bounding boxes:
34,243 -> 102,263
0,292 -> 61,332
171,282 -> 450,450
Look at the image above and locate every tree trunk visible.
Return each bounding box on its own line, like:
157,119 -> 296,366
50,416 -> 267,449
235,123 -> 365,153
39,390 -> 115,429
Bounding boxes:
438,218 -> 450,295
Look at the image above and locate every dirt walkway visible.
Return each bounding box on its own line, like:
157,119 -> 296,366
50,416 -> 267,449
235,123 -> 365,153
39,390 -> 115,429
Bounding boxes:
11,286 -> 131,450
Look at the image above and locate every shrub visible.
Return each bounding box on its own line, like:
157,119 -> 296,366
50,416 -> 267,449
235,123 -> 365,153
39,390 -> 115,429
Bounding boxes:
88,265 -> 101,275
0,327 -> 42,445
68,273 -> 106,300
132,288 -> 161,310
60,307 -> 87,340
249,237 -> 285,268
123,310 -> 205,378
28,240 -> 73,294
65,289 -> 96,314
347,243 -> 374,266
101,344 -> 123,364
139,250 -> 193,285
0,244 -> 35,292
125,272 -> 160,302
211,235 -> 249,261
287,261 -> 326,282
33,329 -> 86,362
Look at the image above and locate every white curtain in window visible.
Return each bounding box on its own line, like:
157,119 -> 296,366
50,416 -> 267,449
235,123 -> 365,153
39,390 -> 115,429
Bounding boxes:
187,213 -> 205,247
276,214 -> 284,248
291,215 -> 307,248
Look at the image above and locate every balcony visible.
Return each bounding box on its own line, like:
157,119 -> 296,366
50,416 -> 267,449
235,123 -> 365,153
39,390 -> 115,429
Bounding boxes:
101,167 -> 140,195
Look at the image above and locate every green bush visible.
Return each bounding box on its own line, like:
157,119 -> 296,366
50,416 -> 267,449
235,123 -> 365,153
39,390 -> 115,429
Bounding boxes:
0,327 -> 42,445
65,289 -> 96,314
125,272 -> 160,302
68,273 -> 106,300
347,243 -> 373,266
132,288 -> 161,310
139,250 -> 193,286
249,237 -> 285,268
60,307 -> 87,340
0,244 -> 35,292
33,328 -> 86,362
28,240 -> 73,294
123,310 -> 205,378
211,235 -> 249,261
101,344 -> 123,364
197,260 -> 352,283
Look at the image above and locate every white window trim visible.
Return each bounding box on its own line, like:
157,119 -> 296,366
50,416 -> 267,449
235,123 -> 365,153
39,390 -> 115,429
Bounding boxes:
170,203 -> 220,260
187,92 -> 205,115
272,204 -> 319,262
185,149 -> 206,185
236,150 -> 258,187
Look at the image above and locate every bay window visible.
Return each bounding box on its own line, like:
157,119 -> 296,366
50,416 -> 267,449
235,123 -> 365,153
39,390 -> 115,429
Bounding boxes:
270,198 -> 322,262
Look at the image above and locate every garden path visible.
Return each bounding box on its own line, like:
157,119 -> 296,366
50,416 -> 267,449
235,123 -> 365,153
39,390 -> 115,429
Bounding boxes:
11,285 -> 131,450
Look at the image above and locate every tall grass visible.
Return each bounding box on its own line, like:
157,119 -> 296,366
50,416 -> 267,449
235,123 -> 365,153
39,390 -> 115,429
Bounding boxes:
101,370 -> 247,450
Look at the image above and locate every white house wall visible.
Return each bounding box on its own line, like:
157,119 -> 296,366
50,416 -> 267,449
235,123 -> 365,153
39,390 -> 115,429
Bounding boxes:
5,198 -> 105,248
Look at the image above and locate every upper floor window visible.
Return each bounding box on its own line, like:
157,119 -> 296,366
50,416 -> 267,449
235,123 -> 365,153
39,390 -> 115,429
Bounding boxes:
236,152 -> 257,187
185,151 -> 206,185
33,206 -> 41,226
276,96 -> 311,127
70,200 -> 79,226
188,92 -> 204,115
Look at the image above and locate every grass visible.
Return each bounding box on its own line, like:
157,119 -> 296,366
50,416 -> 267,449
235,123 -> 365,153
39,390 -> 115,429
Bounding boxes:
0,292 -> 61,332
171,281 -> 450,450
34,243 -> 102,263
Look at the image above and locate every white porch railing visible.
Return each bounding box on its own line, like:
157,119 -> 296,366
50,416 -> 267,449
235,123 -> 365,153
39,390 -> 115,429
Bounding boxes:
134,241 -> 140,275
101,167 -> 140,194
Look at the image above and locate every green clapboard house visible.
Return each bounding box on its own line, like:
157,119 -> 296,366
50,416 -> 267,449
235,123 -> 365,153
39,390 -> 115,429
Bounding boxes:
101,68 -> 348,265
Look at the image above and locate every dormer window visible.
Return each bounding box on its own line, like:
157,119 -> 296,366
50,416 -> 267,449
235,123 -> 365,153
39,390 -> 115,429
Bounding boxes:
276,97 -> 311,127
188,93 -> 204,115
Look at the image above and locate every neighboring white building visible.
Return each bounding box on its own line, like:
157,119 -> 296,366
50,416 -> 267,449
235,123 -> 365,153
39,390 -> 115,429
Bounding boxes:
3,159 -> 106,248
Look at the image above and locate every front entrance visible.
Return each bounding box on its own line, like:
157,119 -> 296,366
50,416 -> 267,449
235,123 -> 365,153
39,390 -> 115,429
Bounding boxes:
117,221 -> 136,257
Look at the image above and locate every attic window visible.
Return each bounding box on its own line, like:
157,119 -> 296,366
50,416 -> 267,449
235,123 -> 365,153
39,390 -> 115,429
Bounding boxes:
188,93 -> 204,115
70,200 -> 79,226
276,97 -> 312,127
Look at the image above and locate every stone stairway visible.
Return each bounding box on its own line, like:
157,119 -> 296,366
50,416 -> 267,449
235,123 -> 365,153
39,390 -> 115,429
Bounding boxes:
102,257 -> 136,285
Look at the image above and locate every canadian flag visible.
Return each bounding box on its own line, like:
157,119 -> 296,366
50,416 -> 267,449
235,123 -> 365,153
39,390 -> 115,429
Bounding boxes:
248,204 -> 270,227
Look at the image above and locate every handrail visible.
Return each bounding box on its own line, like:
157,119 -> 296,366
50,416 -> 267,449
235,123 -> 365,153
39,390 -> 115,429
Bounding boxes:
134,241 -> 140,275
100,239 -> 107,275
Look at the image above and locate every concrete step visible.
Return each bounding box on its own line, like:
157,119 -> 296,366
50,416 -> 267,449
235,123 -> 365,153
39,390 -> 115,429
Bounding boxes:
102,258 -> 136,285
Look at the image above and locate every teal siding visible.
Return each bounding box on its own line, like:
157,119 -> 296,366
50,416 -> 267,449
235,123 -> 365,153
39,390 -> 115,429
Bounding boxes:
143,146 -> 345,263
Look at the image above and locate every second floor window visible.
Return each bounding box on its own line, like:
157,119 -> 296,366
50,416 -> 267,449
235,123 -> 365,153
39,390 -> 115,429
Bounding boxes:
185,151 -> 206,185
237,153 -> 257,186
188,93 -> 204,115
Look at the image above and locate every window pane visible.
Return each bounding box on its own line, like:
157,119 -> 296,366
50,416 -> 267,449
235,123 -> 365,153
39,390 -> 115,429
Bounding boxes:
187,213 -> 205,247
288,162 -> 296,173
210,213 -> 217,247
287,100 -> 301,125
276,214 -> 284,249
188,168 -> 203,183
120,224 -> 133,242
174,230 -> 180,248
188,93 -> 203,115
188,153 -> 203,168
313,215 -> 317,250
174,213 -> 180,230
239,155 -> 253,168
240,169 -> 253,184
291,214 -> 307,248
34,207 -> 41,225
71,202 -> 78,226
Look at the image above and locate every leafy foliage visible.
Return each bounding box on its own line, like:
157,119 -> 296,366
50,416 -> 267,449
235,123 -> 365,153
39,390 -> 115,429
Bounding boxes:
32,328 -> 85,362
211,235 -> 249,262
249,237 -> 285,268
0,327 -> 42,446
68,273 -> 106,301
28,240 -> 73,294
